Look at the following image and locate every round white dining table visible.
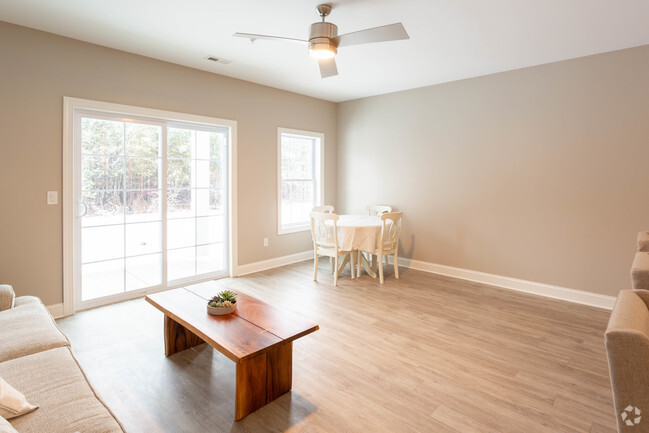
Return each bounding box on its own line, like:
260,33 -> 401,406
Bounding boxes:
324,214 -> 388,278
334,214 -> 383,252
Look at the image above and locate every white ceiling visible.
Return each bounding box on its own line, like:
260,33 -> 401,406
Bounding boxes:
2,0 -> 649,102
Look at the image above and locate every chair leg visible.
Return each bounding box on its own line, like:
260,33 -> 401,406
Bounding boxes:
378,254 -> 384,284
333,256 -> 339,286
394,252 -> 399,279
313,251 -> 318,281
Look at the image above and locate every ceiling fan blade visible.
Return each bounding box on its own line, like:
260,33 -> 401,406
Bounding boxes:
335,23 -> 409,48
318,57 -> 338,78
233,32 -> 308,45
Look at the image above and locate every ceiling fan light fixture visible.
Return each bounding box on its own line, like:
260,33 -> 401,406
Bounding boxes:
308,21 -> 338,59
233,3 -> 409,79
309,39 -> 337,59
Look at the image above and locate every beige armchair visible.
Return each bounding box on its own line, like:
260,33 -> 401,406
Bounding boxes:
638,231 -> 649,252
605,290 -> 649,431
0,284 -> 15,311
631,252 -> 649,291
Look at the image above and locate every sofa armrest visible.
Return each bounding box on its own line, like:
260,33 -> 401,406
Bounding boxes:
605,290 -> 649,432
0,285 -> 15,312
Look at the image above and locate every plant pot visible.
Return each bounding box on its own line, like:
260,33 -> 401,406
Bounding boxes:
207,303 -> 237,316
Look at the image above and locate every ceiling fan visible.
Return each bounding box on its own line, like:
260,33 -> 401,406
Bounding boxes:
233,4 -> 410,78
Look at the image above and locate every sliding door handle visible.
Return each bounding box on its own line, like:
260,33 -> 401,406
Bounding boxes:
78,202 -> 88,218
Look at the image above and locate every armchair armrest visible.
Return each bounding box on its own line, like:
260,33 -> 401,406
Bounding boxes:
605,290 -> 649,432
0,284 -> 16,311
639,231 -> 649,252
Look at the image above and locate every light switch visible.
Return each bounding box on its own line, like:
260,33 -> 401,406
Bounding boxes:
47,191 -> 58,205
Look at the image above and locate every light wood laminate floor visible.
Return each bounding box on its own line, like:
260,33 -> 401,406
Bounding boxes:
57,261 -> 616,433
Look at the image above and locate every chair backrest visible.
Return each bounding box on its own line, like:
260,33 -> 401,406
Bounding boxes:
309,212 -> 339,250
605,290 -> 649,432
367,205 -> 392,216
378,211 -> 402,252
312,205 -> 334,214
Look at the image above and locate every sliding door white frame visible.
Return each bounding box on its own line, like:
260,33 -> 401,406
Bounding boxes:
62,97 -> 238,316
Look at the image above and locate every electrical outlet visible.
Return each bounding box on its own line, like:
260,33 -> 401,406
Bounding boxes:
263,238 -> 269,247
47,191 -> 58,205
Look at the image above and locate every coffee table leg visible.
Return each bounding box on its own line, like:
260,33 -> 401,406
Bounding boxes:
266,341 -> 293,401
164,315 -> 204,357
235,342 -> 293,421
236,352 -> 268,420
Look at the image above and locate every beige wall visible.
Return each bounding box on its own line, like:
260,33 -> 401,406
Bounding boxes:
0,21 -> 337,305
3,19 -> 647,304
337,45 -> 649,297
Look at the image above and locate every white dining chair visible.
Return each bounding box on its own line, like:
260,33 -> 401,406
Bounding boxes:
312,205 -> 334,213
364,205 -> 393,268
357,211 -> 402,284
309,212 -> 355,286
366,205 -> 392,216
312,205 -> 336,272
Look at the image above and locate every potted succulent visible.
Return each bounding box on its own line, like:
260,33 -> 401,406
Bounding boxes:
206,290 -> 238,316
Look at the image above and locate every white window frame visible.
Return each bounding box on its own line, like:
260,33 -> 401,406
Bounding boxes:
277,127 -> 324,235
63,97 -> 238,316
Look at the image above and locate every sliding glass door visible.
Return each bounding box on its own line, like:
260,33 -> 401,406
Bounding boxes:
167,126 -> 227,282
75,110 -> 229,309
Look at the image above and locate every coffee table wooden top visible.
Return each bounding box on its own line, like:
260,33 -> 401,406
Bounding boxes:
145,281 -> 319,363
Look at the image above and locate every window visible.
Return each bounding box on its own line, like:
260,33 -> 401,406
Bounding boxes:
277,128 -> 323,234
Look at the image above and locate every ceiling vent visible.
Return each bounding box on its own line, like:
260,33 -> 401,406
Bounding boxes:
205,56 -> 231,64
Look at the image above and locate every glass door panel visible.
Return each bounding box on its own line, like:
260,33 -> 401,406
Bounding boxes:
167,127 -> 227,281
80,117 -> 162,301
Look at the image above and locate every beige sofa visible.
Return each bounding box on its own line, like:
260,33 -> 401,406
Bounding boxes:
605,290 -> 649,432
0,285 -> 124,433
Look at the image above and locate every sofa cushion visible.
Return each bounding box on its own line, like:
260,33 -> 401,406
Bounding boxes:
0,416 -> 18,433
0,286 -> 14,312
0,297 -> 70,363
0,376 -> 38,419
0,347 -> 124,433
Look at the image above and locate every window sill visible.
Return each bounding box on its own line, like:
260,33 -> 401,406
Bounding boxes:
278,225 -> 310,235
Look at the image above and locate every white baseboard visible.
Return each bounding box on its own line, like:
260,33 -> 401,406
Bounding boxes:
397,257 -> 616,310
47,303 -> 65,319
236,250 -> 313,277
235,251 -> 615,310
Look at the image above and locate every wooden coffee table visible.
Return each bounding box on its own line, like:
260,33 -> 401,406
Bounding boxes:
145,281 -> 319,421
